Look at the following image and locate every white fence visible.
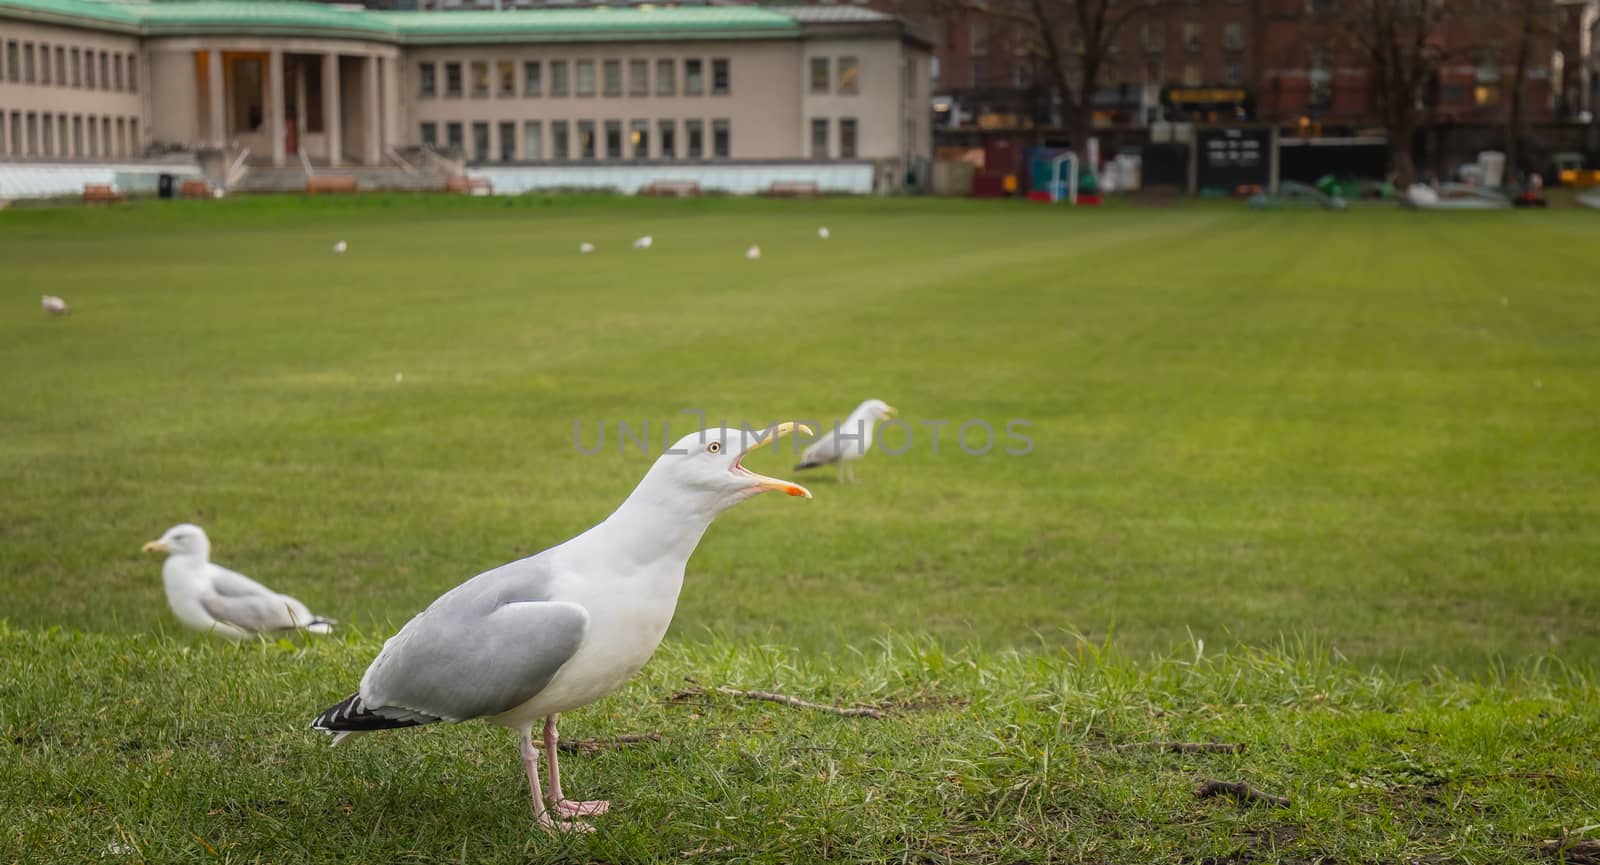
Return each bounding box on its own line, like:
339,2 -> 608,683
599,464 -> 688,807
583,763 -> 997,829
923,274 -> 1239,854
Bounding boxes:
0,162 -> 203,199
471,162 -> 876,196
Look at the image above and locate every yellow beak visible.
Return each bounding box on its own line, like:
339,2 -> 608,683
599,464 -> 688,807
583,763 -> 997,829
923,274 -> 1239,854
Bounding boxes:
739,421 -> 814,499
883,405 -> 897,418
142,540 -> 167,554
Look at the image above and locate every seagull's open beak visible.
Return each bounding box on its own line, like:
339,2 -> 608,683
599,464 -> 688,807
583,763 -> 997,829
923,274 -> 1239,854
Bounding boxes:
141,540 -> 167,554
735,421 -> 814,499
883,405 -> 897,419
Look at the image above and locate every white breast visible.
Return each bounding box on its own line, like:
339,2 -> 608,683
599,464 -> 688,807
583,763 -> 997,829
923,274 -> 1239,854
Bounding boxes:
162,559 -> 250,640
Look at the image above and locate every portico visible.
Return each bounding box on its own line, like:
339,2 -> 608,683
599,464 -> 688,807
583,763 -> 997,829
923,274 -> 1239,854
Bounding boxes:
147,37 -> 398,166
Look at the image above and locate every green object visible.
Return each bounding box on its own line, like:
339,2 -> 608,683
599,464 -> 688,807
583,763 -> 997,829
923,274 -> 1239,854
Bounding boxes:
1316,174 -> 1344,198
0,0 -> 800,41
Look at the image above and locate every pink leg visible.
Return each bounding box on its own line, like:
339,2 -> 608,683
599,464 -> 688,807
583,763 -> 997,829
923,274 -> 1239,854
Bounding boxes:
519,726 -> 593,833
543,715 -> 611,818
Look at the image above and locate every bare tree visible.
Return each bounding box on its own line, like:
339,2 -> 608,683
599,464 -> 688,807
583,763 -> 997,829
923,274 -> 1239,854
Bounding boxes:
1503,0 -> 1556,180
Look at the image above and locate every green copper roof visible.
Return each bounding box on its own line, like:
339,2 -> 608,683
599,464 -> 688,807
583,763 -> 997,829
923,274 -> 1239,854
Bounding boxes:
0,0 -> 802,42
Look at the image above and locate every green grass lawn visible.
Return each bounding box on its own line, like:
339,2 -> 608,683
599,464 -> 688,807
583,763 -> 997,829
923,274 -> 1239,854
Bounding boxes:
1,196 -> 1598,862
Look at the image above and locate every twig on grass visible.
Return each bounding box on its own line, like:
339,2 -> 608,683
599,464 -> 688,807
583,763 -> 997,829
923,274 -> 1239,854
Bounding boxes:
670,681 -> 885,719
1117,741 -> 1245,754
557,733 -> 662,754
1193,779 -> 1290,808
681,844 -> 736,859
1539,838 -> 1600,864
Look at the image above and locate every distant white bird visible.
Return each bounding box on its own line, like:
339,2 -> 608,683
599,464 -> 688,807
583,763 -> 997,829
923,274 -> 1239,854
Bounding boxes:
818,227 -> 830,239
212,188 -> 226,199
745,244 -> 761,260
795,399 -> 897,483
310,422 -> 814,832
579,242 -> 596,254
332,240 -> 348,254
40,295 -> 69,316
394,372 -> 405,383
632,235 -> 653,250
142,524 -> 335,641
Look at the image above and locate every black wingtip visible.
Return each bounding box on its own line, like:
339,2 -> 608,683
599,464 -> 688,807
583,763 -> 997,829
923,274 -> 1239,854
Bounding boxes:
794,461 -> 821,471
310,693 -> 426,733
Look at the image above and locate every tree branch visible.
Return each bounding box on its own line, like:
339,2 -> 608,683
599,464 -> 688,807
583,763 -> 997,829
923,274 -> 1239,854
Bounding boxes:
1193,779 -> 1290,807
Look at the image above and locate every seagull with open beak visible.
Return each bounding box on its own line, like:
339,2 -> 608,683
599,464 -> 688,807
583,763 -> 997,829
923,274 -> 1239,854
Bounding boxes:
312,421 -> 811,832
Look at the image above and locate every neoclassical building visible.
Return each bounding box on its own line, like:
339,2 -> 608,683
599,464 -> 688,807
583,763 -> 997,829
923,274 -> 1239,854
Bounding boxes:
0,0 -> 931,183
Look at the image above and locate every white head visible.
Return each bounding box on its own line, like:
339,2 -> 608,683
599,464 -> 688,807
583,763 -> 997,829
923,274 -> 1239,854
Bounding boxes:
142,523 -> 211,560
631,422 -> 814,517
853,399 -> 896,423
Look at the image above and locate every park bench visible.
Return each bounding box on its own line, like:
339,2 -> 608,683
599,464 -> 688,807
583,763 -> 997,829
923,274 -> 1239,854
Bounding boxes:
641,180 -> 701,197
180,180 -> 212,199
767,181 -> 820,198
307,175 -> 359,195
83,184 -> 124,205
444,176 -> 493,195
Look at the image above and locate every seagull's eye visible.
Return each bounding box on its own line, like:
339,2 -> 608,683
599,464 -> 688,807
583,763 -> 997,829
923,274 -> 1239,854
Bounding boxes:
707,441 -> 722,455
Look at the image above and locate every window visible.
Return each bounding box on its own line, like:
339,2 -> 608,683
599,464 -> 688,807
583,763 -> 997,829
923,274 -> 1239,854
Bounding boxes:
970,20 -> 988,55
420,121 -> 437,146
711,58 -> 729,95
627,59 -> 648,97
100,116 -> 109,155
79,113 -> 90,157
685,118 -> 703,158
523,61 -> 541,96
1182,63 -> 1201,87
1223,58 -> 1242,86
810,118 -> 828,159
72,115 -> 82,156
470,62 -> 489,97
127,53 -> 136,91
1308,49 -> 1332,111
684,59 -> 703,95
472,121 -> 489,160
550,60 -> 569,96
837,56 -> 859,94
524,120 -> 542,159
604,119 -> 621,158
41,112 -> 52,154
1183,21 -> 1201,54
577,119 -> 596,158
1223,21 -> 1244,52
497,61 -> 515,97
83,46 -> 93,88
1143,20 -> 1164,52
658,119 -> 675,158
603,60 -> 621,97
445,62 -> 462,97
129,117 -> 138,151
809,57 -> 829,94
446,121 -> 463,150
1145,57 -> 1162,83
55,46 -> 65,86
115,117 -> 124,155
114,53 -> 123,90
839,117 -> 857,159
69,48 -> 79,86
419,62 -> 436,98
98,52 -> 107,90
576,60 -> 595,96
656,59 -> 675,95
495,121 -> 513,161
551,120 -> 569,160
40,44 -> 49,85
711,118 -> 729,158
6,41 -> 18,82
629,118 -> 649,159
25,43 -> 36,84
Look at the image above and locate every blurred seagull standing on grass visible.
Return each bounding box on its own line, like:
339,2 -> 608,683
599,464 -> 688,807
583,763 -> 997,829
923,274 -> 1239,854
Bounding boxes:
795,399 -> 896,483
332,240 -> 348,254
746,244 -> 762,260
632,235 -> 653,249
142,524 -> 335,641
41,295 -> 69,316
818,226 -> 830,239
579,242 -> 596,254
310,422 -> 814,832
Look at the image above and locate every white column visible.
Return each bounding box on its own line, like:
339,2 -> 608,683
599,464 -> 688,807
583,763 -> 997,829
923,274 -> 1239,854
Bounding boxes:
362,54 -> 380,165
323,52 -> 341,167
294,58 -> 308,158
268,48 -> 285,166
207,49 -> 225,147
381,55 -> 401,152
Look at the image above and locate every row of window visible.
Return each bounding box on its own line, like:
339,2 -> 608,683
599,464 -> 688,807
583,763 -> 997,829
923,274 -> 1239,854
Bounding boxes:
808,57 -> 862,96
0,38 -> 137,92
1139,20 -> 1247,53
419,57 -> 731,101
419,116 -> 733,163
809,117 -> 860,160
0,109 -> 140,159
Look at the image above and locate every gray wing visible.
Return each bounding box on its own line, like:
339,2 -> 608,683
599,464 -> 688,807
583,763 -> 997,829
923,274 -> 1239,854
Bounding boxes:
356,554 -> 589,723
201,565 -> 311,633
800,431 -> 843,466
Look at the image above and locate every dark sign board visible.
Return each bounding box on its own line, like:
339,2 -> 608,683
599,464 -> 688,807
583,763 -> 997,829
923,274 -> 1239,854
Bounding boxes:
1195,127 -> 1273,191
